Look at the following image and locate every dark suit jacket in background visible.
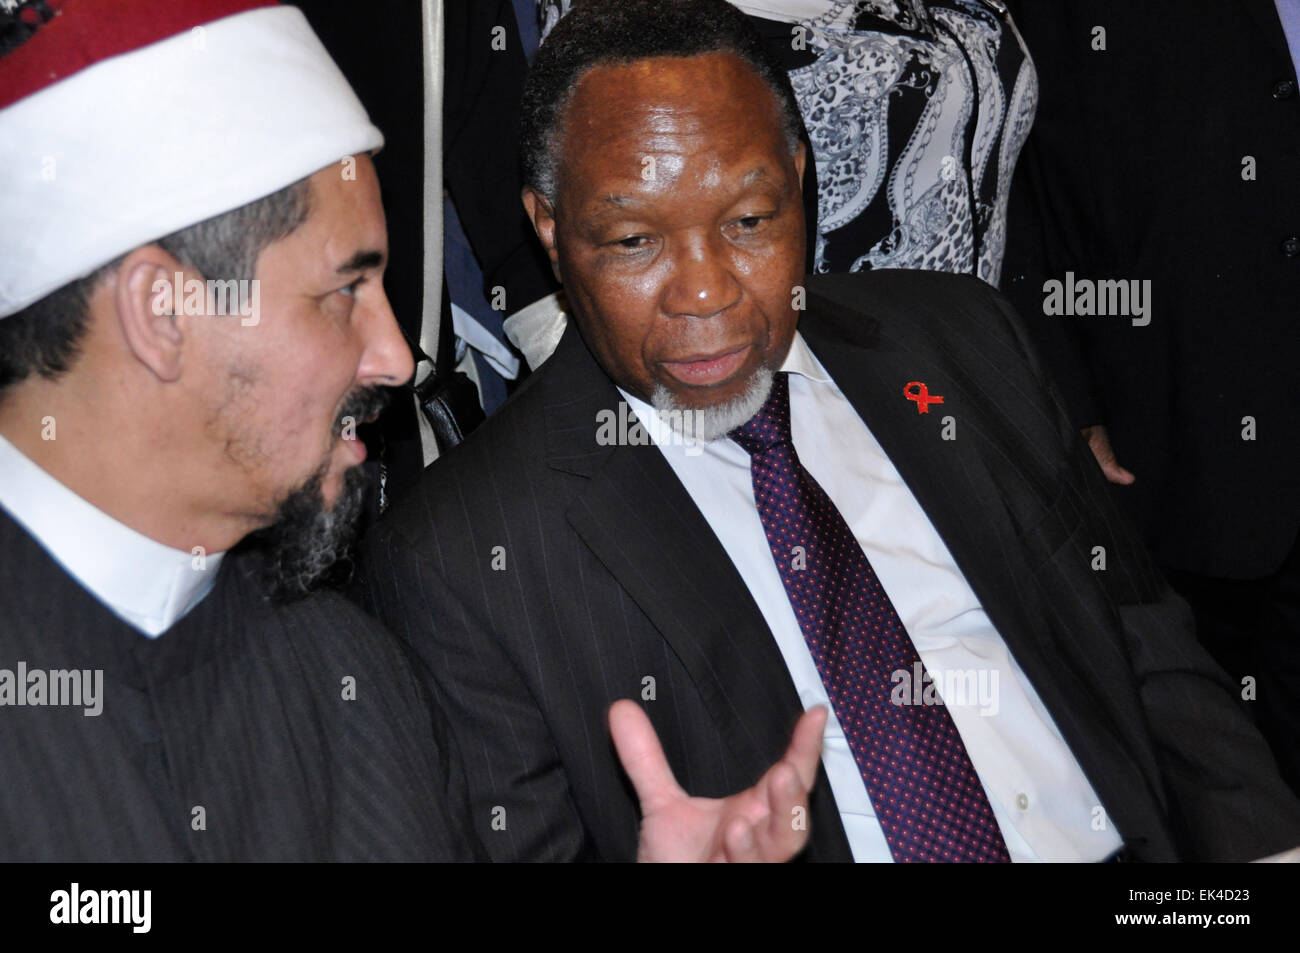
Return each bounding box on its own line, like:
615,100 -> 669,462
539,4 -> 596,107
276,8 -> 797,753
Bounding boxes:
1001,0 -> 1300,579
359,270 -> 1300,862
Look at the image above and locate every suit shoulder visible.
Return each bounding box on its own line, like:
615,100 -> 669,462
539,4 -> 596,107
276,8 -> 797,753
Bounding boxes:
805,268 -> 990,304
805,270 -> 1015,335
220,555 -> 402,667
370,362 -> 561,550
803,270 -> 1034,369
255,580 -> 396,659
439,369 -> 551,474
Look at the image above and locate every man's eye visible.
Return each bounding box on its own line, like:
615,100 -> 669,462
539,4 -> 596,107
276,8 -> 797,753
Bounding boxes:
613,236 -> 649,250
337,278 -> 366,297
735,215 -> 768,230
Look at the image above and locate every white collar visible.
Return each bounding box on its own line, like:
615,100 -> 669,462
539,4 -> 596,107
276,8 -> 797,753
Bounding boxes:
777,329 -> 834,383
0,433 -> 223,637
617,330 -> 832,448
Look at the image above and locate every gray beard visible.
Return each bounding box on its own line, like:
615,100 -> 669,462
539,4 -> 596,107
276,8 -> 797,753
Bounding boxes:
242,458 -> 370,602
650,366 -> 775,443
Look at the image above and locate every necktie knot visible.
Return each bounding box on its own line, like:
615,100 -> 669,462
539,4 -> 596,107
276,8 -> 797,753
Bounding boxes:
728,372 -> 793,456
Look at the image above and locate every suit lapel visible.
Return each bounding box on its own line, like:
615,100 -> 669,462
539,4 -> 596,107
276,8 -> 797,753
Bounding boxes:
566,451 -> 809,762
798,312 -> 1057,691
543,324 -> 818,772
798,295 -> 1161,830
1241,0 -> 1291,62
541,323 -> 852,859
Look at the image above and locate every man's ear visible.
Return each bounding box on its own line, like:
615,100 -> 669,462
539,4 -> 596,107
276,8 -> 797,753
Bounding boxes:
522,186 -> 562,283
113,246 -> 189,383
794,140 -> 807,187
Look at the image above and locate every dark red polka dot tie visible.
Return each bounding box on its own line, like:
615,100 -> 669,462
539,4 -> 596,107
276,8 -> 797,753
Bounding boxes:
729,372 -> 1011,862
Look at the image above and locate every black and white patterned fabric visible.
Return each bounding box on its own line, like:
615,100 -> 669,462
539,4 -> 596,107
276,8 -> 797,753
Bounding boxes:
537,0 -> 1036,286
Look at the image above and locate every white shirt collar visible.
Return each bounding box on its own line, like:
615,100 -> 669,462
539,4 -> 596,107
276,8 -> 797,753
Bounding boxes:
778,330 -> 833,383
617,330 -> 831,449
0,433 -> 223,637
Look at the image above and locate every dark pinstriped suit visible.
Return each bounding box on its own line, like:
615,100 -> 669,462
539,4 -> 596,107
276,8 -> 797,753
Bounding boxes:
0,509 -> 480,861
360,270 -> 1300,862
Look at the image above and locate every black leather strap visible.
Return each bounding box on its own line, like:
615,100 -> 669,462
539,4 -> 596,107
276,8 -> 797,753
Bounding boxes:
412,282 -> 485,455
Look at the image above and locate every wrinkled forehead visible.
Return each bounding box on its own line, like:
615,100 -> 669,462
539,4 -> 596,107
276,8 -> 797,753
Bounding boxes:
554,52 -> 789,195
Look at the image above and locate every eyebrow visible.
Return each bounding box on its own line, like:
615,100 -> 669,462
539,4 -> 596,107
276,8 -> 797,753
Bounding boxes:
336,249 -> 386,274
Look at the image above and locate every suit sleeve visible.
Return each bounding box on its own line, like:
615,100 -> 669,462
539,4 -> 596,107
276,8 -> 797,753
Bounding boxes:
981,283 -> 1300,860
288,596 -> 489,861
356,519 -> 592,862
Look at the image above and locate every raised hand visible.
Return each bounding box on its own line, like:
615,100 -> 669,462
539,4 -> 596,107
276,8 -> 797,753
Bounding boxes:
608,699 -> 828,862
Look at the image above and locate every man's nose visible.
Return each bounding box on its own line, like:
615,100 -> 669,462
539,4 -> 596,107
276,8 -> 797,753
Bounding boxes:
661,235 -> 741,319
356,286 -> 415,387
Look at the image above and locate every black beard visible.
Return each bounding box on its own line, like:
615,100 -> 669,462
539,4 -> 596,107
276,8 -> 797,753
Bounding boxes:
241,386 -> 389,602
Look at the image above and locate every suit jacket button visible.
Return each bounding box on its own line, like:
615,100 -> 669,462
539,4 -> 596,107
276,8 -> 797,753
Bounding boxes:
1283,236 -> 1300,258
1273,78 -> 1296,100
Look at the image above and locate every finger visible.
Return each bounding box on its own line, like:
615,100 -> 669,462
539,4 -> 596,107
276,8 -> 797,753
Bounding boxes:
1083,427 -> 1135,485
1103,462 -> 1136,485
608,699 -> 683,814
721,817 -> 761,863
781,705 -> 828,791
753,761 -> 810,862
1091,443 -> 1118,468
1083,427 -> 1113,463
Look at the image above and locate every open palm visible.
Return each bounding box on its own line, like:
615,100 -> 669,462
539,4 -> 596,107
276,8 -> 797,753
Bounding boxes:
608,700 -> 828,862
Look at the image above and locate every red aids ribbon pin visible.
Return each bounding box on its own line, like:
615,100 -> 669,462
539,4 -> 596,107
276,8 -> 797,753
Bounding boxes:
904,381 -> 944,414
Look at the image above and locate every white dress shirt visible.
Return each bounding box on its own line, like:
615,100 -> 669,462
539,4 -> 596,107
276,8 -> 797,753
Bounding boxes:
0,433 -> 222,637
618,332 -> 1123,862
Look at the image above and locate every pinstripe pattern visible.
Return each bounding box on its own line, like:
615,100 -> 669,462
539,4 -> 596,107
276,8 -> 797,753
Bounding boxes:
360,269 -> 1300,862
0,513 -> 480,861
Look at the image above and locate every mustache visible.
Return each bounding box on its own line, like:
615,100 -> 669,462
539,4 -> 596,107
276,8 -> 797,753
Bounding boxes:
334,386 -> 391,437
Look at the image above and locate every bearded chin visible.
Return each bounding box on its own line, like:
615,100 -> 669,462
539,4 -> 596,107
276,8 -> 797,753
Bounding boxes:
236,386 -> 389,600
650,365 -> 776,442
241,461 -> 371,602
